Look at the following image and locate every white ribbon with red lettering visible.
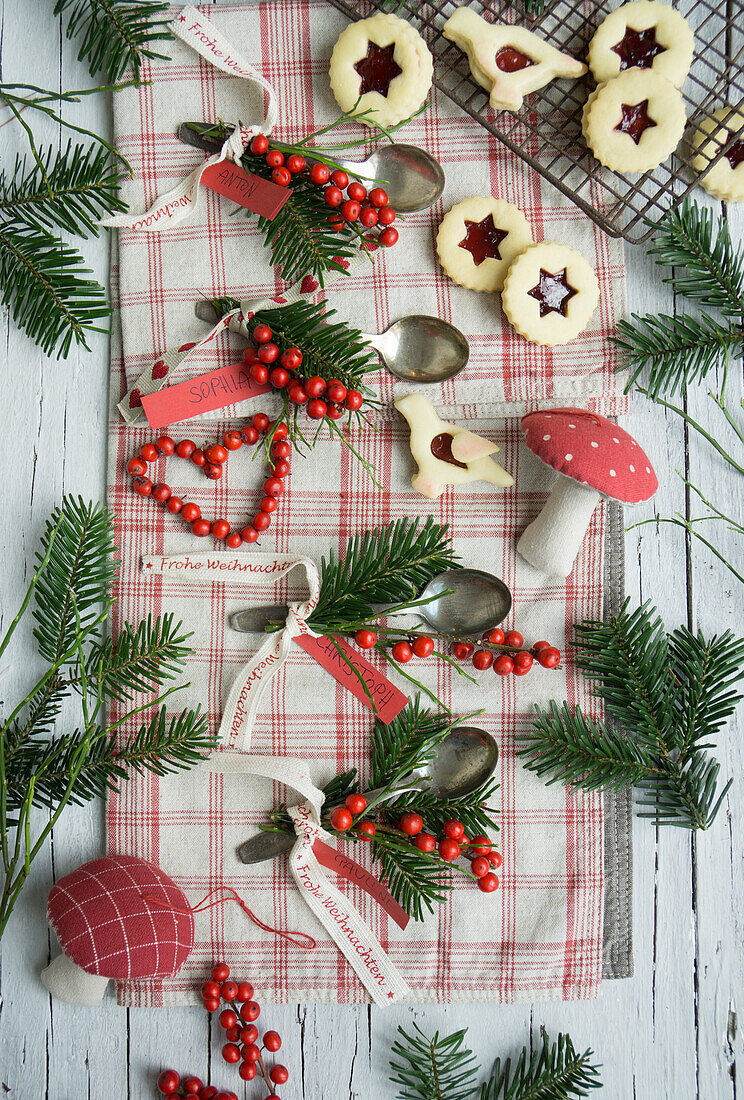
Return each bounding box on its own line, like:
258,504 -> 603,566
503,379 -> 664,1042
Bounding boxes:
144,550 -> 411,1004
104,6 -> 278,232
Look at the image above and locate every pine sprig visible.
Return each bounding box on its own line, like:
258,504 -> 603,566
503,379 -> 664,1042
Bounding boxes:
613,199 -> 744,399
310,517 -> 459,631
390,1024 -> 479,1100
0,497 -> 214,938
0,222 -> 111,358
54,0 -> 172,83
0,143 -> 126,237
518,600 -> 744,830
371,833 -> 454,921
481,1030 -> 602,1100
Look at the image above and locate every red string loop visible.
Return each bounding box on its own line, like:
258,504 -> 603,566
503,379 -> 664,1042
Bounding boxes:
142,886 -> 316,950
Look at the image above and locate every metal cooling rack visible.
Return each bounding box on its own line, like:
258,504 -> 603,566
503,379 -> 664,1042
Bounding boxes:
326,0 -> 744,242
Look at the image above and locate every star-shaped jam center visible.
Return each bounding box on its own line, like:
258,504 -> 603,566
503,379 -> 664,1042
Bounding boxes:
354,41 -> 402,98
494,46 -> 535,73
458,214 -> 509,266
724,138 -> 744,170
611,25 -> 666,70
614,100 -> 657,145
527,268 -> 577,318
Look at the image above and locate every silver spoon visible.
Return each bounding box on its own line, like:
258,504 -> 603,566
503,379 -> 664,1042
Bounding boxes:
178,124 -> 444,212
229,567 -> 513,637
360,315 -> 469,383
236,724 -> 498,864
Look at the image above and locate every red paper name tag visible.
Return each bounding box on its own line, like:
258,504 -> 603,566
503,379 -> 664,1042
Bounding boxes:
295,634 -> 408,724
141,361 -> 271,428
312,838 -> 410,929
201,162 -> 291,219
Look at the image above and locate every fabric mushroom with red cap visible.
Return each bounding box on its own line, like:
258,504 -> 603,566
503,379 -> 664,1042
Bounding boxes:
517,408 -> 658,577
41,854 -> 194,1005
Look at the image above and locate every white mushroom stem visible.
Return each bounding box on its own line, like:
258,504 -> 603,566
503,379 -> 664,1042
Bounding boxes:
517,475 -> 601,578
41,953 -> 110,1006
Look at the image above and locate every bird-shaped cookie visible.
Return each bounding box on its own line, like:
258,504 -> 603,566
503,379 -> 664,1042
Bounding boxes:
443,8 -> 587,112
395,393 -> 514,499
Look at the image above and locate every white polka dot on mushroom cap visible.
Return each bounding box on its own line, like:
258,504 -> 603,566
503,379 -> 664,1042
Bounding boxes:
613,437 -> 620,444
568,423 -> 576,429
630,464 -> 635,472
590,441 -> 598,448
543,434 -> 551,441
610,469 -> 616,476
565,453 -> 573,461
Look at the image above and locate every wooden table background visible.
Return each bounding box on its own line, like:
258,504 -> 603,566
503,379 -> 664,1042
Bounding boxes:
1,2 -> 742,1096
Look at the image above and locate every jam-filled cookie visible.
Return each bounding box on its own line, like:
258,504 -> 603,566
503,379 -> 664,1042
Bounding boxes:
582,70 -> 686,173
436,197 -> 534,292
691,106 -> 744,204
588,0 -> 693,87
329,14 -> 433,128
501,242 -> 600,346
442,8 -> 586,112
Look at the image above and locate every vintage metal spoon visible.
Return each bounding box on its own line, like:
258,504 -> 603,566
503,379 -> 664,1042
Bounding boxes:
229,567 -> 512,638
178,123 -> 445,212
236,724 -> 498,864
360,315 -> 469,383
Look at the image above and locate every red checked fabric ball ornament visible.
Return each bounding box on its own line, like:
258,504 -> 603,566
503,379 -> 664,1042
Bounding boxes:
41,854 -> 194,1005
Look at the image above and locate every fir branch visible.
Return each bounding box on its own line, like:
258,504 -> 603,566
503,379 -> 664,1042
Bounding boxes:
311,517 -> 459,631
390,1024 -> 479,1100
55,0 -> 172,83
372,833 -> 453,921
31,497 -> 116,667
0,223 -> 111,358
517,601 -> 744,830
82,613 -> 194,701
647,199 -> 744,320
381,778 -> 500,839
370,697 -> 455,788
613,311 -> 740,400
481,1030 -> 602,1100
0,143 -> 126,236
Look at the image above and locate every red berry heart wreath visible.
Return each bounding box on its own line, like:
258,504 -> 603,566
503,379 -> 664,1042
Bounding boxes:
125,413 -> 291,547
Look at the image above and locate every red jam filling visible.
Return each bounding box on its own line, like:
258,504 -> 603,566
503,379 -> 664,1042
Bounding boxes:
430,433 -> 467,468
494,46 -> 535,73
614,100 -> 657,145
354,41 -> 402,97
611,26 -> 666,70
527,268 -> 577,318
458,214 -> 509,266
724,139 -> 744,170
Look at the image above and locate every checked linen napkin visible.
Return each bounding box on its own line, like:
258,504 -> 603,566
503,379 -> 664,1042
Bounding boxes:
106,0 -> 631,1006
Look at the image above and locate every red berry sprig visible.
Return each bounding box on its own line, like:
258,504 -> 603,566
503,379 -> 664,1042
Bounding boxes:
200,962 -> 289,1097
156,1068 -> 237,1099
351,626 -> 561,679
248,137 -> 399,255
244,325 -> 365,425
126,417 -> 290,545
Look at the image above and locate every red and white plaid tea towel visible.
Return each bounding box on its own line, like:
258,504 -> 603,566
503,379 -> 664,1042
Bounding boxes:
106,0 -> 625,1005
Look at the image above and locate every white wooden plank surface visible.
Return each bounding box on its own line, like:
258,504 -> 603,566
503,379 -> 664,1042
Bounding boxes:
1,4 -> 743,1097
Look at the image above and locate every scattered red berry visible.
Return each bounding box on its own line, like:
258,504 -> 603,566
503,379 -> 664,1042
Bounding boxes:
243,1043 -> 261,1063
286,153 -> 306,174
472,649 -> 493,671
438,837 -> 461,862
377,205 -> 396,226
181,503 -> 200,524
176,439 -> 196,459
239,1062 -> 257,1081
415,832 -> 436,852
280,347 -> 303,371
489,851 -> 503,868
270,1065 -> 289,1085
504,630 -> 524,648
252,324 -> 273,345
330,169 -> 349,188
190,448 -> 207,466
399,812 -> 424,836
152,483 -> 171,502
252,512 -> 271,532
258,342 -> 280,364
379,226 -> 399,247
345,793 -> 367,815
359,206 -> 378,228
126,457 -> 146,476
271,166 -> 291,187
345,389 -> 363,411
191,518 -> 211,537
341,199 -> 361,222
411,635 -> 434,658
220,981 -> 238,1001
266,149 -> 284,168
307,398 -> 328,419
485,627 -> 505,645
271,440 -> 291,459
324,185 -> 344,207
309,162 -> 330,185
263,1030 -> 282,1052
471,856 -> 490,878
391,640 -> 413,663
270,367 -> 290,388
354,629 -> 377,649
250,363 -> 270,384
219,1009 -> 237,1030
478,872 -> 500,892
222,1043 -> 241,1064
513,651 -> 533,673
250,134 -> 269,155
453,642 -> 475,660
537,646 -> 561,668
167,496 -> 183,514
140,442 -> 159,463
202,980 -> 220,1000
304,376 -> 326,398
157,1069 -> 180,1094
356,820 -> 376,840
494,654 -> 514,676
330,806 -> 353,831
133,476 -> 152,496
204,463 -> 223,480
182,1077 -> 203,1095
469,835 -> 492,856
326,380 -> 347,404
443,820 -> 465,841
223,429 -> 242,450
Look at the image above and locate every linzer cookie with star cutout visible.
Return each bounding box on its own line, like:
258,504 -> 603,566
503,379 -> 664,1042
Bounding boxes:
588,0 -> 694,87
442,8 -> 586,112
501,242 -> 600,346
329,14 -> 433,128
691,106 -> 744,204
435,197 -> 533,292
582,70 -> 686,173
